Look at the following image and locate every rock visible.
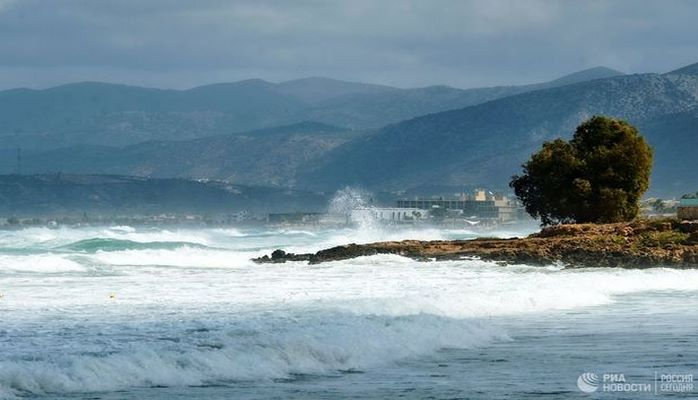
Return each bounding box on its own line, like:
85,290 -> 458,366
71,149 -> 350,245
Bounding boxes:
679,221 -> 698,233
271,249 -> 287,260
253,219 -> 698,269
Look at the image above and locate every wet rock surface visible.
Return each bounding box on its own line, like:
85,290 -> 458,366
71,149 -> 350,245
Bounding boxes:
253,219 -> 698,268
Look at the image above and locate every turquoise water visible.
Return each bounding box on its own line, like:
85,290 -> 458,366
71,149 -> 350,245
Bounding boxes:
0,225 -> 697,399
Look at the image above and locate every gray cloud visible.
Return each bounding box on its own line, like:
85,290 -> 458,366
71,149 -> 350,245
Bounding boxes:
0,0 -> 696,90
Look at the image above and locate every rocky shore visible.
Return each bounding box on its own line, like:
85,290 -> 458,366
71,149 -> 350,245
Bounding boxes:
254,219 -> 698,268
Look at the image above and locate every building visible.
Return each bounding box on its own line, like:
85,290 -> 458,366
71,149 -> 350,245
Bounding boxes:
349,207 -> 426,224
267,212 -> 323,224
396,198 -> 498,219
677,199 -> 698,220
396,190 -> 524,222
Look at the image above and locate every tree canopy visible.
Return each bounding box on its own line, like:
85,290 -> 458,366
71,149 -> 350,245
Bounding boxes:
510,116 -> 653,225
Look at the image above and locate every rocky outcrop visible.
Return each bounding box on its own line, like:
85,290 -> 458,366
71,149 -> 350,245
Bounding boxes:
253,219 -> 698,268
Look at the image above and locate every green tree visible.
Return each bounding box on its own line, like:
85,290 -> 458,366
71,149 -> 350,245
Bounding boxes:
510,116 -> 653,225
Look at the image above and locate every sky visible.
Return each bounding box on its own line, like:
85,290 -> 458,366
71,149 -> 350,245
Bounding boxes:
0,0 -> 696,90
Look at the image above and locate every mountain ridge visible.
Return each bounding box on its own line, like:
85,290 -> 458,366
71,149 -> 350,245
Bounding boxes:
299,71 -> 698,196
0,65 -> 640,150
666,61 -> 698,76
2,61 -> 698,196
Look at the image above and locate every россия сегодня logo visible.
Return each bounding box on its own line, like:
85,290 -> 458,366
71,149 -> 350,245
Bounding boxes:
577,372 -> 600,393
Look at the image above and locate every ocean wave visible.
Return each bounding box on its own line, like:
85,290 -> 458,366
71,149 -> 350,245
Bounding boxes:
85,247 -> 259,268
58,238 -> 213,253
0,253 -> 85,274
107,225 -> 136,233
0,312 -> 501,397
208,228 -> 248,237
0,226 -> 215,250
99,228 -> 213,246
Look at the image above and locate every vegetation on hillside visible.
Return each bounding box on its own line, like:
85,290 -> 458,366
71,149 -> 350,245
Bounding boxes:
510,116 -> 653,225
303,71 -> 698,195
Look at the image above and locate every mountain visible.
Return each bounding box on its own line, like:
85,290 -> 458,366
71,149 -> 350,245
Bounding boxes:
275,77 -> 397,104
0,68 -> 625,150
666,61 -> 698,76
304,67 -> 625,129
536,66 -> 624,88
299,70 -> 698,197
0,81 -> 309,150
1,122 -> 360,187
639,108 -> 698,194
0,174 -> 328,216
4,63 -> 696,196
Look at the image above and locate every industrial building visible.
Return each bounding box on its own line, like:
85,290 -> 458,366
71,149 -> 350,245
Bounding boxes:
678,198 -> 698,220
396,189 -> 525,222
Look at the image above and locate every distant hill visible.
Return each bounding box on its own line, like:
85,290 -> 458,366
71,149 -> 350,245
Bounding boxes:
303,67 -> 624,129
274,77 -> 397,104
0,67 -> 626,150
3,62 -> 697,197
536,66 -> 624,88
640,108 -> 698,194
0,174 -> 328,216
300,69 -> 698,197
666,61 -> 698,76
0,122 -> 359,187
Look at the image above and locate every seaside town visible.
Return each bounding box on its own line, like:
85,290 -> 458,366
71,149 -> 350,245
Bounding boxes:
3,188 -> 697,230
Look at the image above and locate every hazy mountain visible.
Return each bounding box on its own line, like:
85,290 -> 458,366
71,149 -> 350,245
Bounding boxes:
2,122 -> 360,187
0,81 -> 309,150
640,107 -> 698,195
300,68 -> 698,197
4,63 -> 695,196
302,67 -> 624,129
536,66 -> 624,88
0,67 -> 624,150
275,77 -> 397,104
0,174 -> 328,216
666,61 -> 698,76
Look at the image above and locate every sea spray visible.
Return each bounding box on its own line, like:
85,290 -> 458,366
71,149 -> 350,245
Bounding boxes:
328,187 -> 374,216
0,312 -> 500,396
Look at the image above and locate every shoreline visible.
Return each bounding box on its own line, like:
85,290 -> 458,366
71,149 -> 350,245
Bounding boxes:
254,219 -> 698,268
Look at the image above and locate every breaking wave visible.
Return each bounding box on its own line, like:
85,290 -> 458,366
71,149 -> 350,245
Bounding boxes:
2,225 -> 698,398
0,253 -> 85,274
0,312 -> 501,397
59,238 -> 213,253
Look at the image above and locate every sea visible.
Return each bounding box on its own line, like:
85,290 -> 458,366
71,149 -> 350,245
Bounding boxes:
1,223 -> 697,399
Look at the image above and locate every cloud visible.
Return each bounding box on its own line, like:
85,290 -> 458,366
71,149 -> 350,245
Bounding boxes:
0,0 -> 696,90
0,0 -> 16,12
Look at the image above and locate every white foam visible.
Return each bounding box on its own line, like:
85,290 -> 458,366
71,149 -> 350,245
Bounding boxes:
208,227 -> 248,237
107,225 -> 136,233
87,247 -> 259,269
0,254 -> 84,273
99,228 -> 211,246
3,225 -> 698,398
0,313 -> 500,396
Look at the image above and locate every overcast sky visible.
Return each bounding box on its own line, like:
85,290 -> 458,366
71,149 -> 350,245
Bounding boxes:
0,0 -> 696,90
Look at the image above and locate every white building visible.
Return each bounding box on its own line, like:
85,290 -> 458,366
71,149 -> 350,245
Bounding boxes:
349,207 -> 426,224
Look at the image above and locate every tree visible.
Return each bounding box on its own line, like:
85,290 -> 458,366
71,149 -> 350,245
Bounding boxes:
510,116 -> 653,225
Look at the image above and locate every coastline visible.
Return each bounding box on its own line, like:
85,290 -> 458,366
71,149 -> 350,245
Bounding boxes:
254,219 -> 698,268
